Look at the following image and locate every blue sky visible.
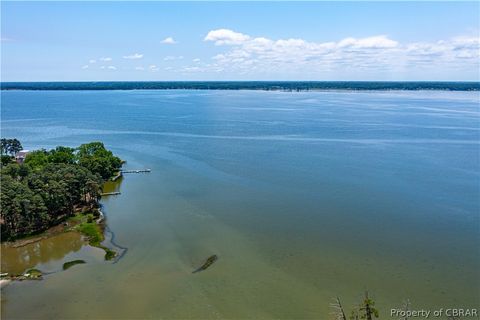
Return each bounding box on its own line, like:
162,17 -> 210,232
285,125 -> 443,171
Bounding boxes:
1,1 -> 479,81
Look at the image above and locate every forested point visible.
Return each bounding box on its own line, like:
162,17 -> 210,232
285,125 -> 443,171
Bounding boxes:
0,140 -> 122,240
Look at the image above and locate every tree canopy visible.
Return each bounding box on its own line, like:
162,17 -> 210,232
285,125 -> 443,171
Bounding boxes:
76,142 -> 122,179
1,138 -> 23,156
0,140 -> 122,240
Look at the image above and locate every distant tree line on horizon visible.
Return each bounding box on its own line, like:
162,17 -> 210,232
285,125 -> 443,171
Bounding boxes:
1,81 -> 479,91
0,140 -> 122,240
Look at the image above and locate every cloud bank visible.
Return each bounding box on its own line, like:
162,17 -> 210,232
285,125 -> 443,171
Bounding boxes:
194,28 -> 480,79
81,29 -> 479,79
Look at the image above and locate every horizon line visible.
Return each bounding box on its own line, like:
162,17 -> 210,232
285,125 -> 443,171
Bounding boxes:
2,80 -> 480,83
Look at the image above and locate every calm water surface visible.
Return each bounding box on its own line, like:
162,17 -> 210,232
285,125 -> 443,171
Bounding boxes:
1,90 -> 479,318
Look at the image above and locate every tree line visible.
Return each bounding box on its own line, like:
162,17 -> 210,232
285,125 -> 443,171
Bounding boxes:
0,140 -> 122,240
1,138 -> 23,156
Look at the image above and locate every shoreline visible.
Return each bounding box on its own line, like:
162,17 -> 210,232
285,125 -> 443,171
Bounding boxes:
3,220 -> 74,249
1,205 -> 125,280
1,163 -> 131,280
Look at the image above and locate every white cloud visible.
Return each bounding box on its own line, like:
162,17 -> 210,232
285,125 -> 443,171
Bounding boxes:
135,66 -> 145,71
107,66 -> 117,70
198,29 -> 480,78
204,29 -> 250,45
161,37 -> 177,44
82,65 -> 89,69
164,55 -> 184,61
149,65 -> 159,72
100,57 -> 112,62
193,58 -> 201,63
451,36 -> 480,48
337,35 -> 398,49
89,59 -> 97,64
123,53 -> 144,59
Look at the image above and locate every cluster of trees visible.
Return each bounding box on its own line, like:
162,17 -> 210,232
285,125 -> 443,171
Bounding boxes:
1,138 -> 23,156
24,142 -> 122,180
1,138 -> 23,166
1,141 -> 122,240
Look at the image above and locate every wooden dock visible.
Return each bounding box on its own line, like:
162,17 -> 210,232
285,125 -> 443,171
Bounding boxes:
101,192 -> 121,196
111,172 -> 122,181
121,169 -> 151,174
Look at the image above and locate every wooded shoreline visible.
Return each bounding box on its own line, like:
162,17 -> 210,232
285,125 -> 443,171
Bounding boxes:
1,140 -> 123,241
0,140 -> 126,281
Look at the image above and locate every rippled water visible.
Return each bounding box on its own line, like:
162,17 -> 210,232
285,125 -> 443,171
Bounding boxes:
1,90 -> 479,318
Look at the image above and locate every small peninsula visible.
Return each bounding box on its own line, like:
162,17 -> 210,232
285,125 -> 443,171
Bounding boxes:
0,140 -> 123,268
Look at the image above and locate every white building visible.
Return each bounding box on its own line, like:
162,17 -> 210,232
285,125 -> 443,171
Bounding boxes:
15,150 -> 30,164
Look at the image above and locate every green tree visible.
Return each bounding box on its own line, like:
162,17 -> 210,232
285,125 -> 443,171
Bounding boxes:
77,142 -> 122,179
1,140 -> 122,240
2,163 -> 21,179
0,174 -> 48,239
331,292 -> 379,320
18,164 -> 30,179
48,146 -> 76,164
350,292 -> 379,320
1,155 -> 13,167
0,138 -> 7,155
9,139 -> 23,155
1,138 -> 23,156
24,149 -> 49,170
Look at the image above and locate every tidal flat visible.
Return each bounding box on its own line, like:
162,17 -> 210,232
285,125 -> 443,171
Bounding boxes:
1,89 -> 479,318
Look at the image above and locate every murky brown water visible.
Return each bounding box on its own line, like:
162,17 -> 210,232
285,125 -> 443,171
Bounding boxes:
1,232 -> 104,275
0,179 -> 124,276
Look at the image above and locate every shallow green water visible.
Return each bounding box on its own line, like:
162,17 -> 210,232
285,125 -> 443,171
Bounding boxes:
1,90 -> 479,318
